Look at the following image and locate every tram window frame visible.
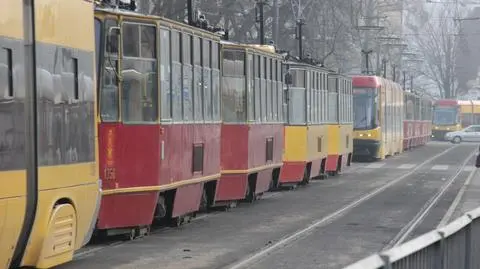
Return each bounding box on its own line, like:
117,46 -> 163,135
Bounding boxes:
203,39 -> 213,122
193,36 -> 204,122
222,49 -> 246,123
182,33 -> 193,122
247,53 -> 255,122
99,19 -> 120,122
260,56 -> 266,122
211,41 -> 221,122
121,22 -> 158,123
277,60 -> 283,122
159,28 -> 172,122
288,68 -> 307,125
254,54 -> 261,122
272,59 -> 278,122
266,57 -> 272,122
171,30 -> 183,122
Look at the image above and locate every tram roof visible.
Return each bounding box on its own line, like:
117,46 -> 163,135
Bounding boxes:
283,59 -> 329,72
94,7 -> 223,40
221,41 -> 282,58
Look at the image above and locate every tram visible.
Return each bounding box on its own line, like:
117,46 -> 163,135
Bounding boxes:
215,43 -> 284,204
403,91 -> 432,149
279,57 -> 330,186
458,100 -> 480,127
352,76 -> 403,160
431,99 -> 462,140
94,3 -> 223,236
0,0 -> 101,268
325,72 -> 353,175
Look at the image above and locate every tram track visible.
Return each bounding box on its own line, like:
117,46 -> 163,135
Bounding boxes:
222,145 -> 458,269
381,148 -> 477,250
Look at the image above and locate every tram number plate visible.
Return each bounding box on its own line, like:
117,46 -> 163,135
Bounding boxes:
104,167 -> 116,180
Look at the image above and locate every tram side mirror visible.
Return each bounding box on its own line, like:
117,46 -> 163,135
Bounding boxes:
107,26 -> 120,54
285,72 -> 293,85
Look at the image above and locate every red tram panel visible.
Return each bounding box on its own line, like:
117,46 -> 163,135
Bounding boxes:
95,9 -> 223,233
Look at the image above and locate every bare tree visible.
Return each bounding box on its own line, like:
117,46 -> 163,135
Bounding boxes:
406,3 -> 464,98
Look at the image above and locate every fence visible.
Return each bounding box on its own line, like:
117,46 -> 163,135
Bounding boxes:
343,207 -> 480,269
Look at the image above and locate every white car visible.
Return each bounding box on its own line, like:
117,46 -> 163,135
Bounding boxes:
444,125 -> 480,143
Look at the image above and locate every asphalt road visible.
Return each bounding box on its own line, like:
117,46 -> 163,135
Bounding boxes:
59,142 -> 475,269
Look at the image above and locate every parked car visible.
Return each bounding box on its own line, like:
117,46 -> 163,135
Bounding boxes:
444,125 -> 480,143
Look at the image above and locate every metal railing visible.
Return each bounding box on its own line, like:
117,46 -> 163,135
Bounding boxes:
343,207 -> 480,269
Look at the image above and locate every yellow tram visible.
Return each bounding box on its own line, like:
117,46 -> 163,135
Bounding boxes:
325,72 -> 353,175
352,76 -> 403,160
0,0 -> 100,268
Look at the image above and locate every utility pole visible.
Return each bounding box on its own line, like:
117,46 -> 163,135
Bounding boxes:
256,0 -> 266,45
392,64 -> 396,82
273,0 -> 279,45
362,49 -> 374,74
187,0 -> 194,25
296,19 -> 305,59
382,58 -> 387,78
359,0 -> 378,74
403,70 -> 406,90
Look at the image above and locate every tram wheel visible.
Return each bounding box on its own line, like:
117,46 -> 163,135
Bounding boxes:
300,168 -> 310,185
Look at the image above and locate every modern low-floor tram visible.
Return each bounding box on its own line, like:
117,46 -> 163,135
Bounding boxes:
0,0 -> 101,268
352,76 -> 403,161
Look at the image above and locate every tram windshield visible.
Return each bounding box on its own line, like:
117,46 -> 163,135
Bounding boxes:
353,87 -> 376,130
433,107 -> 457,125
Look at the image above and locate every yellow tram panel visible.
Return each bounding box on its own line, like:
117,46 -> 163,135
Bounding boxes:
306,125 -> 329,162
284,125 -> 328,162
284,126 -> 308,162
22,166 -> 99,267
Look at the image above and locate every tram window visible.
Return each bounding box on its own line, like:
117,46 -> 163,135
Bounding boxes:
193,36 -> 203,121
172,31 -> 182,121
254,55 -> 261,122
222,50 -> 246,122
212,42 -> 220,121
212,42 -> 219,70
2,48 -> 14,97
182,34 -> 193,121
182,34 -> 192,65
288,70 -> 306,124
141,26 -> 156,58
203,40 -> 212,121
247,54 -> 254,121
193,37 -> 201,66
123,23 -> 140,57
266,58 -> 272,121
122,59 -> 158,123
212,69 -> 221,121
73,58 -> 79,100
160,28 -> 171,121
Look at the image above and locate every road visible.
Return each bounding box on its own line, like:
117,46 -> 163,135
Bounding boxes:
59,142 -> 477,269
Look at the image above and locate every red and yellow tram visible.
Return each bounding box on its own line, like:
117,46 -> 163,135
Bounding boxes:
325,72 -> 353,175
279,59 -> 330,186
215,43 -> 284,204
403,91 -> 432,150
94,6 -> 223,236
